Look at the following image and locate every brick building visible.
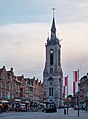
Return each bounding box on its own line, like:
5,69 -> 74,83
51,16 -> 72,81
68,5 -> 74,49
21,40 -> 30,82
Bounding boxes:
0,66 -> 44,106
25,77 -> 44,103
0,66 -> 15,101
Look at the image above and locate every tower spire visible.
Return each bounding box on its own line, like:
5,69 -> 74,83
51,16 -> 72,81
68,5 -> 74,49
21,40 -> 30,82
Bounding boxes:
43,9 -> 63,108
51,8 -> 56,34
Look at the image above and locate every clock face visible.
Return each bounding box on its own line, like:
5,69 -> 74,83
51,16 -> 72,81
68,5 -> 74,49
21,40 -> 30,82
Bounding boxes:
50,49 -> 53,54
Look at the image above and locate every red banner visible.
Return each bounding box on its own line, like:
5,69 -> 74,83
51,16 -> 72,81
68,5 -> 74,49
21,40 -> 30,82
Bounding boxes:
73,82 -> 76,94
63,86 -> 66,96
73,70 -> 78,82
65,76 -> 68,86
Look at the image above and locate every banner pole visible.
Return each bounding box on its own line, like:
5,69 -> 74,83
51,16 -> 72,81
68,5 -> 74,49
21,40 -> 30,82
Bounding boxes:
78,69 -> 79,117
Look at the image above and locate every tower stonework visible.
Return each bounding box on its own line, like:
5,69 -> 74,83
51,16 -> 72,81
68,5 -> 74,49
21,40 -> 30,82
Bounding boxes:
43,11 -> 63,108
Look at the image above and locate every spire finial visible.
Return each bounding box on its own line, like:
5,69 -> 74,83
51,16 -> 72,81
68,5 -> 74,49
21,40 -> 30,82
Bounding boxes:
51,8 -> 56,34
52,8 -> 55,17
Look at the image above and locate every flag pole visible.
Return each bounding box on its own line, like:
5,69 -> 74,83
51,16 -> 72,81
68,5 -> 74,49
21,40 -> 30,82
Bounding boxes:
77,69 -> 79,117
67,75 -> 68,115
73,72 -> 74,96
63,85 -> 66,115
63,86 -> 66,114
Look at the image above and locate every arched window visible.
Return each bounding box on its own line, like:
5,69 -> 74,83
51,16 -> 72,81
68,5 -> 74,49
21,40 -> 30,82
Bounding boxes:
50,49 -> 54,65
50,68 -> 53,74
48,77 -> 54,85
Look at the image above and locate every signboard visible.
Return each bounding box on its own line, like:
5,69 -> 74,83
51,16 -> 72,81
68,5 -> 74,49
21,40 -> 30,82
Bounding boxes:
86,94 -> 88,97
80,89 -> 84,97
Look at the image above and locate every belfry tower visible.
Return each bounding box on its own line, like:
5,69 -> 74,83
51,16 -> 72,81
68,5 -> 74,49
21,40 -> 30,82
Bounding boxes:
43,9 -> 63,107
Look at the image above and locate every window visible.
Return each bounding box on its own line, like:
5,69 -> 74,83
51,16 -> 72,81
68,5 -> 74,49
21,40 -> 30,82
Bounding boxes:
1,81 -> 5,88
6,82 -> 9,89
12,84 -> 14,91
2,91 -> 5,99
6,92 -> 8,99
50,49 -> 54,65
10,84 -> 12,90
0,91 -> 1,98
58,49 -> 60,66
50,68 -> 53,74
48,77 -> 54,86
49,87 -> 53,96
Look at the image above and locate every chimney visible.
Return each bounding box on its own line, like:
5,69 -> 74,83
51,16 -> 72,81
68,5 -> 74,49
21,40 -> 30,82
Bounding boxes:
3,66 -> 5,69
10,68 -> 13,73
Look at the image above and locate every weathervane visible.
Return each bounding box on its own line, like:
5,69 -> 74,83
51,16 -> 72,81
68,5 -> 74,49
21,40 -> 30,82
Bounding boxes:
52,8 -> 55,17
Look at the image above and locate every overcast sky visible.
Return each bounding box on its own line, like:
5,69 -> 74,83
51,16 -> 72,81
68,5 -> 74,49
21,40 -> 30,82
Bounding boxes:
0,0 -> 88,94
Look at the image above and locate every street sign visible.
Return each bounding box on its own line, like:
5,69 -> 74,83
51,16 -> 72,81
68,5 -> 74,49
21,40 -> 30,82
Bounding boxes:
80,89 -> 84,97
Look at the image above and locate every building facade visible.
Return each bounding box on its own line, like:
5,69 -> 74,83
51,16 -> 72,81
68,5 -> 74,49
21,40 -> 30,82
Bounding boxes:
43,11 -> 63,107
0,66 -> 44,105
0,66 -> 15,101
79,74 -> 88,109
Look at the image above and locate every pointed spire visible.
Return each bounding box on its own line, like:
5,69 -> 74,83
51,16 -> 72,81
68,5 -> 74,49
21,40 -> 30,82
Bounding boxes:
46,8 -> 59,46
51,8 -> 56,34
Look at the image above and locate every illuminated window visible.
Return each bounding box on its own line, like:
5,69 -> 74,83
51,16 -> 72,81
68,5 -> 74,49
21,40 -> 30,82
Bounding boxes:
50,49 -> 54,65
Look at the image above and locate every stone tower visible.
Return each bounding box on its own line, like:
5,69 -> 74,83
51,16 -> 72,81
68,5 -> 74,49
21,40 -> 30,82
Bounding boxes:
43,10 -> 63,108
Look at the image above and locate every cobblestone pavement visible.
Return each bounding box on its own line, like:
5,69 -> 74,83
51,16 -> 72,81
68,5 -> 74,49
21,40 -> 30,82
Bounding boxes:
0,108 -> 88,119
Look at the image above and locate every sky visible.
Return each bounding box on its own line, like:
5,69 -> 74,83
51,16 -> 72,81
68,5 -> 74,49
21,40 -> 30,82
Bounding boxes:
0,0 -> 88,94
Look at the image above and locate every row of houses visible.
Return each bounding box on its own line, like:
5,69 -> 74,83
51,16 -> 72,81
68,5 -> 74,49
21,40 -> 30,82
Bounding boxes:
0,66 -> 44,105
